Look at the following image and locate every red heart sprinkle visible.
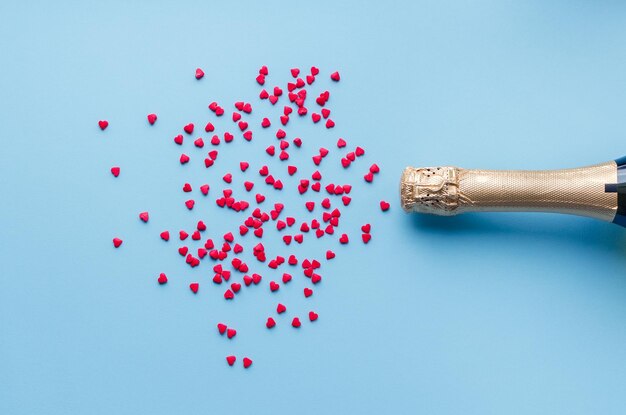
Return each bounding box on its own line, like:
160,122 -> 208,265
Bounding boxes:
282,273 -> 292,283
210,135 -> 220,145
147,113 -> 157,125
109,166 -> 120,177
226,355 -> 236,366
326,250 -> 335,260
179,230 -> 189,240
182,183 -> 192,192
183,123 -> 194,134
252,273 -> 262,284
269,281 -> 279,292
157,273 -> 167,284
189,283 -> 199,294
311,113 -> 321,123
362,233 -> 372,243
98,120 -> 108,130
256,74 -> 266,85
292,317 -> 301,328
276,303 -> 287,314
259,65 -> 268,75
304,288 -> 313,298
200,184 -> 210,195
255,194 -> 265,203
204,122 -> 214,132
276,129 -> 286,139
180,154 -> 190,164
293,137 -> 302,147
243,130 -> 253,141
266,317 -> 276,329
342,196 -> 351,206
185,200 -> 195,210
178,246 -> 188,256
243,357 -> 253,368
112,237 -> 123,248
195,68 -> 204,79
290,68 -> 300,77
240,161 -> 249,171
139,212 -> 149,222
355,146 -> 365,156
173,134 -> 183,145
380,201 -> 390,211
311,66 -> 320,75
364,172 -> 374,182
160,231 -> 170,241
223,173 -> 232,183
193,137 -> 204,148
287,165 -> 297,176
325,119 -> 335,128
224,289 -> 234,300
309,311 -> 319,321
238,121 -> 248,131
306,74 -> 315,85
370,163 -> 380,173
259,89 -> 269,99
339,234 -> 349,244
227,328 -> 237,339
330,71 -> 340,81
269,95 -> 278,104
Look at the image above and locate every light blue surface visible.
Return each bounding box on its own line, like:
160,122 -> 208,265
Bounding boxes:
2,1 -> 626,414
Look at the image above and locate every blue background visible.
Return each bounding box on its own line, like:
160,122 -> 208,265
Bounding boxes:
2,1 -> 626,414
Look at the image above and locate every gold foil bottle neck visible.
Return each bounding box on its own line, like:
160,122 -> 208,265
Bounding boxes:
401,161 -> 618,222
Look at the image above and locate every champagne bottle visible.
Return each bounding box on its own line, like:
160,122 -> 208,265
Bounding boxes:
400,157 -> 626,226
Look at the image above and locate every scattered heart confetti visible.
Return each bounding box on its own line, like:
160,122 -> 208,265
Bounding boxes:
98,120 -> 108,130
102,66 -> 389,370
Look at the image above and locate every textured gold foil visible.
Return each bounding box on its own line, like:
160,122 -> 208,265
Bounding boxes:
401,161 -> 618,222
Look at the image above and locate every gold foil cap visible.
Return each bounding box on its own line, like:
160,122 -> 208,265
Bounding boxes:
400,166 -> 462,215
